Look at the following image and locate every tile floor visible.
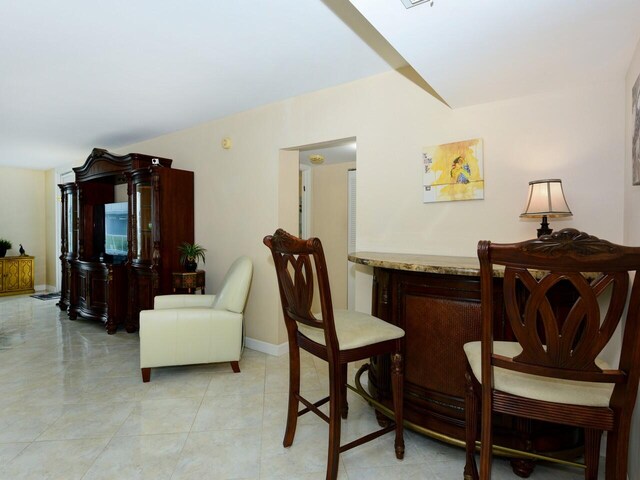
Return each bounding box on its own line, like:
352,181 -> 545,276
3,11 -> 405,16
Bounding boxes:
0,295 -> 597,479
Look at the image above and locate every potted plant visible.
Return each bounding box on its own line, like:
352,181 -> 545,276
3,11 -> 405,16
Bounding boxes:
178,242 -> 206,272
0,239 -> 11,258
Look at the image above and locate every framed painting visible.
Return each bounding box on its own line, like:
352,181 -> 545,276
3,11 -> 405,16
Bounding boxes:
633,73 -> 640,185
423,138 -> 484,203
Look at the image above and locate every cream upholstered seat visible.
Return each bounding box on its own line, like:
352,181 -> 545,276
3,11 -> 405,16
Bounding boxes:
464,341 -> 615,407
298,309 -> 404,350
139,256 -> 253,382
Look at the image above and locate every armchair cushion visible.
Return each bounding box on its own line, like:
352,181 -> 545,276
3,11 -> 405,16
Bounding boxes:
154,294 -> 216,309
212,257 -> 253,313
140,308 -> 243,368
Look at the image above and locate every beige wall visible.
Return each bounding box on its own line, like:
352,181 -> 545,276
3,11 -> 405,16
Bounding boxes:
624,35 -> 640,480
311,161 -> 356,310
275,150 -> 300,344
0,167 -> 47,288
118,71 -> 625,351
358,82 -> 624,255
44,169 -> 57,288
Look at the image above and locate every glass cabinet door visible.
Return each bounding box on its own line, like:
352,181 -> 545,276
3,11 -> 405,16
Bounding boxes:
61,185 -> 78,256
66,190 -> 77,254
134,183 -> 152,262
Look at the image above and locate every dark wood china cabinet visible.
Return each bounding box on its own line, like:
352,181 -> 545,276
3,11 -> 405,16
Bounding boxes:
58,148 -> 194,333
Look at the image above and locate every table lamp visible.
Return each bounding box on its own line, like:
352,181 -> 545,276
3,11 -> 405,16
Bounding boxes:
520,179 -> 572,237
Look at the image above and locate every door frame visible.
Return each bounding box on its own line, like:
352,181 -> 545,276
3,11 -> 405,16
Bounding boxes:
55,169 -> 75,291
299,164 -> 312,238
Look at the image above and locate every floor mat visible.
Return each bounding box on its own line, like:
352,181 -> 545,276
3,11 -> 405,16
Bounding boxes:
30,292 -> 61,301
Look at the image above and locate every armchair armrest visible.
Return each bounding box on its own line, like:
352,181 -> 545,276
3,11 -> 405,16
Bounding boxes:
154,294 -> 216,309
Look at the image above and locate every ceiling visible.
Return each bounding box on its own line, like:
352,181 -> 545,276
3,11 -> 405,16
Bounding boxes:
2,0 -> 639,171
298,139 -> 357,167
350,0 -> 640,108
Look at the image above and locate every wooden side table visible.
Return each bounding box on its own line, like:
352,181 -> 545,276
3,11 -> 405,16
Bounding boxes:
172,270 -> 205,294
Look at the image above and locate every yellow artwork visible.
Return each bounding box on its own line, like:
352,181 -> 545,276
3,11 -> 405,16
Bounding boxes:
422,138 -> 484,203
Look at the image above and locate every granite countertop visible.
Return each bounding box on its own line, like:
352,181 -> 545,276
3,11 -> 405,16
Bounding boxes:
348,251 -> 494,277
348,252 -> 598,280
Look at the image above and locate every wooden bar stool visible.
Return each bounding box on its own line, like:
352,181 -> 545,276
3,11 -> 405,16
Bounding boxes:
464,229 -> 640,480
264,229 -> 405,480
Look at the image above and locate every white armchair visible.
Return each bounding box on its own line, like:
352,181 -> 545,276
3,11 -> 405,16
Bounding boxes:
139,256 -> 253,382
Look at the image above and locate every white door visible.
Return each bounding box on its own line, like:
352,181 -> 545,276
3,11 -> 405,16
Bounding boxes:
347,169 -> 356,310
299,165 -> 312,238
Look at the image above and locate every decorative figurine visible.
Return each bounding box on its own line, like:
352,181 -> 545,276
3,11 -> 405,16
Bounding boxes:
19,244 -> 25,256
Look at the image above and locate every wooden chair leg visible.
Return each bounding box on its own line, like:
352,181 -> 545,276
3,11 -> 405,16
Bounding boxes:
391,352 -> 405,459
584,428 -> 602,480
283,343 -> 301,448
327,362 -> 342,480
479,385 -> 493,479
464,370 -> 479,480
605,420 -> 630,480
340,363 -> 349,419
230,361 -> 240,373
141,367 -> 150,383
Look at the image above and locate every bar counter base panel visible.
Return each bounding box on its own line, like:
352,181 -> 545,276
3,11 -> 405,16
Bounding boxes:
353,364 -> 587,477
348,252 -> 586,477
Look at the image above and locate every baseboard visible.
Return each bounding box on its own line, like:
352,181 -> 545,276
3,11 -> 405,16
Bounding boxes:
245,337 -> 288,356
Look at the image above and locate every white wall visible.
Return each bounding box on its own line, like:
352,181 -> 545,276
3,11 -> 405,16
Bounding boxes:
119,71 -> 625,348
624,35 -> 640,480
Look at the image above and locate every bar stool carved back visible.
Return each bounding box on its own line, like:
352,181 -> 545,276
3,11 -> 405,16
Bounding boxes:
264,229 -> 405,480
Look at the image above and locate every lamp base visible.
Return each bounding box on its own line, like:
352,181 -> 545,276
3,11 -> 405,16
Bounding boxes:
537,215 -> 552,238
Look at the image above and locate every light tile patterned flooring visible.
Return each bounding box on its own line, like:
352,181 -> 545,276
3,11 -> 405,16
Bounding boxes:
0,295 -> 595,479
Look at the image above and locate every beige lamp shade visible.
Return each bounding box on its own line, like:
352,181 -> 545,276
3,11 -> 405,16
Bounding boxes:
520,179 -> 572,218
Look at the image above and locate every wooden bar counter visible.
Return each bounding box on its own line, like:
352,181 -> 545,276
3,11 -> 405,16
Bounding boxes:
349,252 -> 582,477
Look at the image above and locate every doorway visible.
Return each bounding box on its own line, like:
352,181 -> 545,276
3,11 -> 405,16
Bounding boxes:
297,138 -> 356,310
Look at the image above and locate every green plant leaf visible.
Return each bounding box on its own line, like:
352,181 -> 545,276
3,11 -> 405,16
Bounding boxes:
177,242 -> 206,265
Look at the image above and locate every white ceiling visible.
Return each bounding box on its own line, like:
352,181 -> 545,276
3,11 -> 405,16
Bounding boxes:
2,0 -> 639,170
298,139 -> 357,167
350,0 -> 640,108
0,1 -> 390,170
